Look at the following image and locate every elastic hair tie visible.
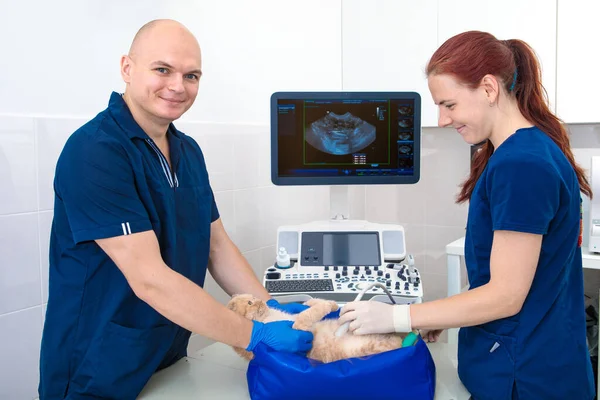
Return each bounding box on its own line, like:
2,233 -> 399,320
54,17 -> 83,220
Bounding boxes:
509,69 -> 518,92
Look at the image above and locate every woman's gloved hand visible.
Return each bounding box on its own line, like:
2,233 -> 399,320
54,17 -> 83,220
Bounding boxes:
338,301 -> 412,335
266,298 -> 309,314
246,320 -> 313,354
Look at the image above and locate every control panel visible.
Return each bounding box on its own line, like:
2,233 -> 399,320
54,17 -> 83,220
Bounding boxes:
264,220 -> 422,304
263,258 -> 423,304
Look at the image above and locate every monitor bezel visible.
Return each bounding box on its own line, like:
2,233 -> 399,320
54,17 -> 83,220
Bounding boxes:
270,91 -> 421,186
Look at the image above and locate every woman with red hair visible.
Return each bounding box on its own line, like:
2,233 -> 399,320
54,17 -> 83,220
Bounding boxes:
339,31 -> 595,399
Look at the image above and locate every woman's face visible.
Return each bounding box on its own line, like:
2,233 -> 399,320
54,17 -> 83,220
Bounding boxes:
428,73 -> 494,145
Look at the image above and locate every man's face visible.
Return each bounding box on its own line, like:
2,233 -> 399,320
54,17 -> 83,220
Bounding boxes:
122,27 -> 202,124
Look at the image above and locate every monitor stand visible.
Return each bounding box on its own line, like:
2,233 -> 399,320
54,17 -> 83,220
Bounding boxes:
330,185 -> 351,221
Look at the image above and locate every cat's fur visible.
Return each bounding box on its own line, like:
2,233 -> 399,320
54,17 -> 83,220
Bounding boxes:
227,294 -> 406,364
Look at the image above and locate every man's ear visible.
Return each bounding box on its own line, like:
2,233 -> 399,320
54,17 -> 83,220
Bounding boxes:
120,55 -> 133,83
480,74 -> 500,105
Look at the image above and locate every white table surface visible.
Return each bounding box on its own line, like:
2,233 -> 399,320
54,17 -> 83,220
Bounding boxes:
138,341 -> 470,399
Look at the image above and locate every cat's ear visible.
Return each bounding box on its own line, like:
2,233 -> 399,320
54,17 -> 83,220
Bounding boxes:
227,297 -> 238,312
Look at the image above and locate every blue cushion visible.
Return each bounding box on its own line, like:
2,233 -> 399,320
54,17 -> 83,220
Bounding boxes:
246,335 -> 436,400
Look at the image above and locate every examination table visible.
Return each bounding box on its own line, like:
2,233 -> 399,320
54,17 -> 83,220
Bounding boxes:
138,341 -> 471,399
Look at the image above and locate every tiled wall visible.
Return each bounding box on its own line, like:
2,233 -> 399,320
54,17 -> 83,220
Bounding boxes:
2,117 -> 600,398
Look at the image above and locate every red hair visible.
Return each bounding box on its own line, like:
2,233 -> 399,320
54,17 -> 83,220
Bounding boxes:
426,31 -> 592,203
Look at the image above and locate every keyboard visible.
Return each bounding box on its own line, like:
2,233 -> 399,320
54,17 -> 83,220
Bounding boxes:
265,279 -> 334,293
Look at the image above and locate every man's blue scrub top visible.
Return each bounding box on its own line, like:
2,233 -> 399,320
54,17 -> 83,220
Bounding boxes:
460,127 -> 595,400
39,92 -> 220,399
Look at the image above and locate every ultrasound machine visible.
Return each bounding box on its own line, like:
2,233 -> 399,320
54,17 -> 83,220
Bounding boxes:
263,91 -> 423,306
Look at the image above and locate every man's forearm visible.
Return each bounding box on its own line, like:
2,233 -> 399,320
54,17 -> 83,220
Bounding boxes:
137,264 -> 253,349
209,248 -> 271,300
208,220 -> 271,300
96,230 -> 254,348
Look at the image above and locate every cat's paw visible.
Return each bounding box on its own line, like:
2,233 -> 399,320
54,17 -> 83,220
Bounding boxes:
304,298 -> 339,311
326,300 -> 339,312
303,298 -> 322,307
232,346 -> 254,361
292,320 -> 312,331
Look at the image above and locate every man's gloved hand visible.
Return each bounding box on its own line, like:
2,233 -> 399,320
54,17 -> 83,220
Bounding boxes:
338,301 -> 412,335
246,320 -> 313,354
266,298 -> 309,314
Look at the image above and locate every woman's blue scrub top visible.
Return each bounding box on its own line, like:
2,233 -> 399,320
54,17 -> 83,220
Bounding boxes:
460,127 -> 595,400
39,92 -> 220,399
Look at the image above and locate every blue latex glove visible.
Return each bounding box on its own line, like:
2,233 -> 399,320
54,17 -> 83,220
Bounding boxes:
266,298 -> 309,314
322,309 -> 341,320
246,320 -> 313,354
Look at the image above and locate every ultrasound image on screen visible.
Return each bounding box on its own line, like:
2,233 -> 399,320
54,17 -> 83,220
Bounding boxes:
303,101 -> 389,165
399,131 -> 414,141
305,112 -> 376,156
398,105 -> 414,116
398,143 -> 413,156
397,157 -> 414,169
398,118 -> 413,129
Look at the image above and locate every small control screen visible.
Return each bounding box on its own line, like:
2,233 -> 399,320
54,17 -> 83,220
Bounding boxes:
322,232 -> 380,266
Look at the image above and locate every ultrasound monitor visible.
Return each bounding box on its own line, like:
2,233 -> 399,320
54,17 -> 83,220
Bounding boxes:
271,92 -> 421,186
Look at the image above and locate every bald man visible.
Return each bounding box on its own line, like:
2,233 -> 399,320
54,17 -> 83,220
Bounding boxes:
39,20 -> 312,399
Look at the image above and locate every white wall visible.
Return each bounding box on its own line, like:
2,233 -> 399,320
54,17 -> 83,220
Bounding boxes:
0,0 -> 343,123
1,1 -> 599,399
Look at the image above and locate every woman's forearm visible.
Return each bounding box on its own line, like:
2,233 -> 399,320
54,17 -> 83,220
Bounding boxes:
409,283 -> 520,330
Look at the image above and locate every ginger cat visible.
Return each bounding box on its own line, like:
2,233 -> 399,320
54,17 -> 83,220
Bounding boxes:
227,294 -> 406,364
